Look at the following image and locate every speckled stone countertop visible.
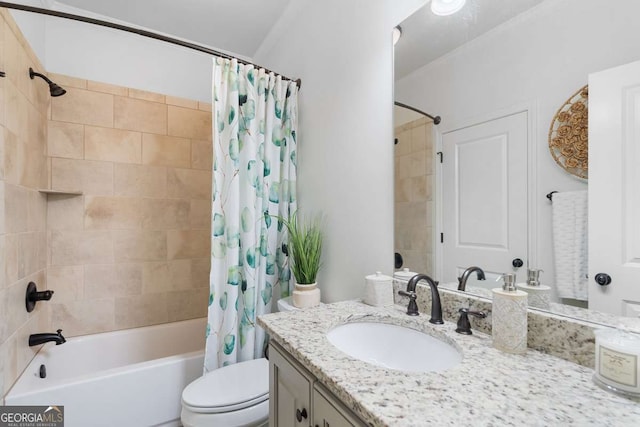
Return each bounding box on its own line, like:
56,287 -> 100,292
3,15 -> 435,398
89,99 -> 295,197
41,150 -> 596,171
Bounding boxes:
258,301 -> 640,427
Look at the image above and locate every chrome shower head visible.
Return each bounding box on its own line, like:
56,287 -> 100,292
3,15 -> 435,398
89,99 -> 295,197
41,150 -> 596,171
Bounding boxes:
29,67 -> 67,97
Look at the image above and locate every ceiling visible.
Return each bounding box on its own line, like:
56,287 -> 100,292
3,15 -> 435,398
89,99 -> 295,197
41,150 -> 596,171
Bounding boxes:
53,0 -> 292,58
394,0 -> 546,79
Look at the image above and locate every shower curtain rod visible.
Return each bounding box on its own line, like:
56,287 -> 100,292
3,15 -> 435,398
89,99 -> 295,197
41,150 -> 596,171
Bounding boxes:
394,101 -> 441,125
0,1 -> 302,88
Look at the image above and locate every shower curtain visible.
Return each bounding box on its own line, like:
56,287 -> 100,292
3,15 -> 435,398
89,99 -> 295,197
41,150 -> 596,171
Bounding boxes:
204,58 -> 298,371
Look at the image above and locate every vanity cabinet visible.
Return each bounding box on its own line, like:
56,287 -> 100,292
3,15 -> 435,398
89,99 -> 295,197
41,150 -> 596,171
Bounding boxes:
269,342 -> 364,427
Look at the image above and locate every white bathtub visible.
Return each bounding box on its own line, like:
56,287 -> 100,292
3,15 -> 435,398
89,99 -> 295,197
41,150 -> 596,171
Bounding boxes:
4,318 -> 206,427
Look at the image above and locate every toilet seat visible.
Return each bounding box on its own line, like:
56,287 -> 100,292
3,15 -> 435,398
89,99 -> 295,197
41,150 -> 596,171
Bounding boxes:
181,358 -> 269,414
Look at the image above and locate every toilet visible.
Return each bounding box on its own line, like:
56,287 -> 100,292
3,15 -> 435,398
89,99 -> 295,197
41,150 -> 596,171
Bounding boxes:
180,297 -> 300,427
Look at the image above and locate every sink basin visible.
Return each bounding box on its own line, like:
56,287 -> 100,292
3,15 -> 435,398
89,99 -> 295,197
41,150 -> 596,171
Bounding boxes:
326,322 -> 461,373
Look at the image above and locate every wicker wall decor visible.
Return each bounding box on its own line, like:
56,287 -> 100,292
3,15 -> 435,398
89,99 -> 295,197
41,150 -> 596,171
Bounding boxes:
548,85 -> 589,180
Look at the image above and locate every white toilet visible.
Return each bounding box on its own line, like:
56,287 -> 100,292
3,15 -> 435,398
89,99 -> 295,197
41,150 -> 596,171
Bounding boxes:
180,298 -> 300,427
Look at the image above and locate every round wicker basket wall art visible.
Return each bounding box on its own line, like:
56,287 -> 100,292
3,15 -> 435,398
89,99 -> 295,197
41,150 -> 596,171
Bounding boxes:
548,85 -> 589,180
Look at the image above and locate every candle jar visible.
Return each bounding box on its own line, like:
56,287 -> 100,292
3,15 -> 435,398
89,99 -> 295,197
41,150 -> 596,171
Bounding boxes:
594,327 -> 640,397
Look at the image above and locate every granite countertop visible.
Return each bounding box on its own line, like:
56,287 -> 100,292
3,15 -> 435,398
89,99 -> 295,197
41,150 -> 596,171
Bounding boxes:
258,301 -> 640,427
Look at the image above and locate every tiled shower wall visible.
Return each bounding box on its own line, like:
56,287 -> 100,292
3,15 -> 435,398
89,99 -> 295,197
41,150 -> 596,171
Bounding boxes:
0,10 -> 50,396
394,117 -> 434,274
46,74 -> 213,337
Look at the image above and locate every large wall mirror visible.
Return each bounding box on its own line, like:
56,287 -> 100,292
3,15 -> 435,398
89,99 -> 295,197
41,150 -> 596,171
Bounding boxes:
393,0 -> 640,320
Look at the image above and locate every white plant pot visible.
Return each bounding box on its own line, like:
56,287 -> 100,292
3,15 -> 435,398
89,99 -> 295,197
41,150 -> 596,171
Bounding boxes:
292,282 -> 321,308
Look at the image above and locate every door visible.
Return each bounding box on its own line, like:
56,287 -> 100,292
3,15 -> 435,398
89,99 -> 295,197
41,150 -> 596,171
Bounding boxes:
312,384 -> 362,427
442,112 -> 528,286
589,60 -> 640,316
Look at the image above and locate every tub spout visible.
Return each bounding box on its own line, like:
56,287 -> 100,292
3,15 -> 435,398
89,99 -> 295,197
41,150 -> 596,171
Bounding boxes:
29,329 -> 66,346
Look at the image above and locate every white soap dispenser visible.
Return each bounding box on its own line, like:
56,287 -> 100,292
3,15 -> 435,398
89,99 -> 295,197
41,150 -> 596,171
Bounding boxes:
516,269 -> 551,310
492,273 -> 528,354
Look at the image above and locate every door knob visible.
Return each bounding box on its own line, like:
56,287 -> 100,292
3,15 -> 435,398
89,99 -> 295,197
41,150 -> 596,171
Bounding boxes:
512,258 -> 524,268
296,408 -> 308,422
595,273 -> 612,286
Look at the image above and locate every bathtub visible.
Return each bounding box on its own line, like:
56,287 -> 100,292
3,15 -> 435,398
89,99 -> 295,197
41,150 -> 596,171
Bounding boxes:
4,317 -> 206,427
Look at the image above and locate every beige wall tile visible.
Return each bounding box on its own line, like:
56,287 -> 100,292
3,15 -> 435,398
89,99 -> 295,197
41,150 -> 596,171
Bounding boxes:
128,88 -> 165,103
51,87 -> 114,127
0,237 -> 6,291
166,95 -> 198,109
167,105 -> 212,140
409,150 -> 427,178
4,183 -> 28,233
48,73 -> 87,90
410,176 -> 427,202
167,288 -> 208,322
395,177 -> 410,203
16,142 -> 47,189
85,126 -> 142,164
4,129 -> 19,185
27,191 -> 46,233
198,102 -> 212,112
86,80 -> 128,96
191,139 -> 212,170
141,262 -> 172,293
167,168 -> 211,200
190,199 -> 211,229
114,164 -> 166,198
142,199 -> 190,229
113,230 -> 167,262
48,121 -> 83,159
0,182 -> 4,234
85,196 -> 142,230
396,154 -> 411,180
51,158 -> 114,195
192,258 -> 210,289
142,133 -> 190,168
5,234 -> 18,286
47,266 -> 84,302
395,128 -> 411,157
47,194 -> 84,231
411,124 -> 428,152
84,264 -> 142,299
1,280 -> 29,343
0,126 -> 6,180
142,259 -> 193,293
50,230 -> 114,266
37,231 -> 46,271
114,96 -> 167,134
50,299 -> 115,337
17,232 -> 39,279
114,293 -> 168,329
4,81 -> 28,142
167,230 -> 210,260
25,102 -> 46,148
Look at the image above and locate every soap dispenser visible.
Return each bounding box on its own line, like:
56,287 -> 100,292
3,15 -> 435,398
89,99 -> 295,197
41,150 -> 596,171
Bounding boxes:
516,269 -> 551,310
492,273 -> 528,354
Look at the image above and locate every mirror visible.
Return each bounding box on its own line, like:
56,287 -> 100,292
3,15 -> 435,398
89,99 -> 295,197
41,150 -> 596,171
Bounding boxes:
393,0 -> 640,320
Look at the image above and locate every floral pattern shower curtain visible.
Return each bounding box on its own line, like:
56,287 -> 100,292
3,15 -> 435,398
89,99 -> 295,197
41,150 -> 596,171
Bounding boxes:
204,58 -> 298,371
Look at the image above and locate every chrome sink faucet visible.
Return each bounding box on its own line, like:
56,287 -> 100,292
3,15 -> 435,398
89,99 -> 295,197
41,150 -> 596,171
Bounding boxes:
457,266 -> 486,291
398,274 -> 444,324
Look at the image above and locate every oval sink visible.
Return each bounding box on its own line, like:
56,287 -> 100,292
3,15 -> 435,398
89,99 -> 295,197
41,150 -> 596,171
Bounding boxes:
326,322 -> 461,373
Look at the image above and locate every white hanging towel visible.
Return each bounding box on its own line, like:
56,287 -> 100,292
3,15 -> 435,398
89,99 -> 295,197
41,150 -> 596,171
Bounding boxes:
552,190 -> 588,301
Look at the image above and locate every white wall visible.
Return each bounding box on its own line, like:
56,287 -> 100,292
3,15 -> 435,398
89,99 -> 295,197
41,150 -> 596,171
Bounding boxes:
10,2 -> 248,102
254,0 -> 426,302
395,0 -> 640,288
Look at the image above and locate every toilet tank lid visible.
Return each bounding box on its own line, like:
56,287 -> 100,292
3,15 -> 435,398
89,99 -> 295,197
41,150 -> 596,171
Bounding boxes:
182,358 -> 269,409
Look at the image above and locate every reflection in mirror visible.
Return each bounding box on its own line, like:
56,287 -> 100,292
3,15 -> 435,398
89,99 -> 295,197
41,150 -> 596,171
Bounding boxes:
393,0 -> 640,319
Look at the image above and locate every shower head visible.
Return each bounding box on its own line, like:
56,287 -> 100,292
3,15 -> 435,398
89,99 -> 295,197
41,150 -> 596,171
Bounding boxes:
29,68 -> 67,97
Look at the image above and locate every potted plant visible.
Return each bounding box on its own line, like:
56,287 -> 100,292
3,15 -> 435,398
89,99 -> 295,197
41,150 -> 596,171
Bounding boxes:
279,211 -> 324,308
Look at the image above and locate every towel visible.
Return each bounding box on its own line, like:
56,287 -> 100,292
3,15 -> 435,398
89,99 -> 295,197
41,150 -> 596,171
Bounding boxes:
552,190 -> 588,301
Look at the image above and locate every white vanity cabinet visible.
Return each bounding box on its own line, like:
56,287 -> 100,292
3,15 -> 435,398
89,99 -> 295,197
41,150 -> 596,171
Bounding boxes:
269,342 -> 364,427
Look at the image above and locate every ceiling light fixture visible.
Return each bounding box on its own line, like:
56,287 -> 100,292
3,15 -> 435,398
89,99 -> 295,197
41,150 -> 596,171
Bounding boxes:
431,0 -> 466,16
393,26 -> 402,45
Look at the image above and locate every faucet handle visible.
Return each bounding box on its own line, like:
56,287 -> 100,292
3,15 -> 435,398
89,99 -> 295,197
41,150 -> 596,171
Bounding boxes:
455,308 -> 487,335
398,290 -> 419,316
55,329 -> 66,345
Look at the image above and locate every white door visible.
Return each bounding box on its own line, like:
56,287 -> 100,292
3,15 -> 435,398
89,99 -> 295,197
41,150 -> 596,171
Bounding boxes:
442,112 -> 528,287
589,60 -> 640,316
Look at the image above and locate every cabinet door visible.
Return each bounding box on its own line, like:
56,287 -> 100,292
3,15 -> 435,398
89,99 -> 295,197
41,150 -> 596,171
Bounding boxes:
312,384 -> 363,427
270,343 -> 313,427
